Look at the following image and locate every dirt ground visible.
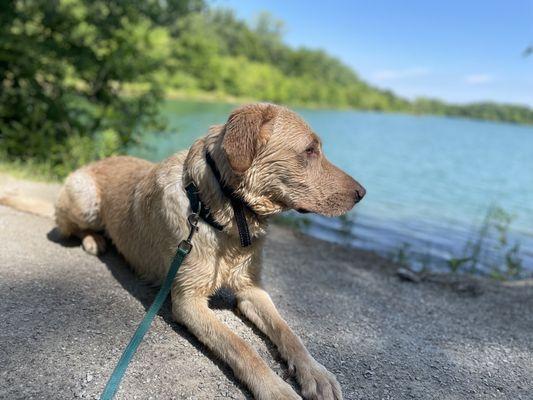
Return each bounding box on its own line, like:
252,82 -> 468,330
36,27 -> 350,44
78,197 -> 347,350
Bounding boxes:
1,175 -> 532,399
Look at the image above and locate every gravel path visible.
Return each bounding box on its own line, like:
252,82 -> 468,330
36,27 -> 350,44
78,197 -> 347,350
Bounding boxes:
1,177 -> 532,400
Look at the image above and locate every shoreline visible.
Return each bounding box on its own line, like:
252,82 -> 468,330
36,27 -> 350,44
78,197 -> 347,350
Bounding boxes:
150,89 -> 533,126
1,171 -> 531,280
0,171 -> 527,280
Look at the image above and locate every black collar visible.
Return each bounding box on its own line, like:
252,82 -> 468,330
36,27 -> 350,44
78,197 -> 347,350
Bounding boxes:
184,151 -> 254,247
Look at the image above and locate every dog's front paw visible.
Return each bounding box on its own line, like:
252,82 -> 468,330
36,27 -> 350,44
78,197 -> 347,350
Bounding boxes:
260,378 -> 301,400
252,372 -> 302,400
293,358 -> 342,400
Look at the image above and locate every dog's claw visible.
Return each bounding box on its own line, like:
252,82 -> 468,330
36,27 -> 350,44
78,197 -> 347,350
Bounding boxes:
286,362 -> 296,377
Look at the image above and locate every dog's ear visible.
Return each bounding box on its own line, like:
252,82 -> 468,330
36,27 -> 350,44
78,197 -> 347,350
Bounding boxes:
222,103 -> 276,173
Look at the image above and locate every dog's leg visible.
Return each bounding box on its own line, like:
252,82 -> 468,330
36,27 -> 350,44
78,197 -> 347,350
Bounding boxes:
236,286 -> 342,400
55,169 -> 105,256
78,231 -> 107,256
172,296 -> 301,400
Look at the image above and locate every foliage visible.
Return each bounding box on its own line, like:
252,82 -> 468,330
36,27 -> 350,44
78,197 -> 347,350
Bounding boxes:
164,9 -> 414,111
162,8 -> 533,124
2,2 -> 533,180
412,98 -> 533,125
391,242 -> 412,267
446,257 -> 471,273
0,0 -> 202,177
446,206 -> 523,279
387,205 -> 524,279
459,205 -> 523,279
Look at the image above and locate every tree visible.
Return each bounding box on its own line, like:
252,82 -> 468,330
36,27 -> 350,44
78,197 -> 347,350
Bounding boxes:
0,0 -> 202,176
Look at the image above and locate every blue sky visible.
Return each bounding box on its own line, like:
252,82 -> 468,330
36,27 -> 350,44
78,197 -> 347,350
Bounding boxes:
220,0 -> 533,106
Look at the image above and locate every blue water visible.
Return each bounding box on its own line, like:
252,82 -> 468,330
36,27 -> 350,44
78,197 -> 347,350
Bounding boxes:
130,100 -> 533,276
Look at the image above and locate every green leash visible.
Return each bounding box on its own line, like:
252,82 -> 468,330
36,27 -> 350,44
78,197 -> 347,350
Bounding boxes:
100,212 -> 199,400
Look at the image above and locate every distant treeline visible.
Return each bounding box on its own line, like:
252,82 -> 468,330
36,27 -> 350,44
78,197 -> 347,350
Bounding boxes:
161,9 -> 533,125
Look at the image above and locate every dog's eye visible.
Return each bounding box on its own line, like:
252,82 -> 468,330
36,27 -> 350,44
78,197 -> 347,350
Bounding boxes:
305,146 -> 318,157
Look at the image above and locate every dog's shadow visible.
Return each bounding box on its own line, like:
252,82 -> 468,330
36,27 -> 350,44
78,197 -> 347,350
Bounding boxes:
47,228 -> 292,399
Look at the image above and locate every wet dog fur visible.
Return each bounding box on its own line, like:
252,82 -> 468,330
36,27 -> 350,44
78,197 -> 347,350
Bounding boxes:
54,103 -> 365,400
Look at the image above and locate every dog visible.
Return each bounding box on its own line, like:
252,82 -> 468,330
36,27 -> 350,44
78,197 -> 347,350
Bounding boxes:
54,103 -> 365,400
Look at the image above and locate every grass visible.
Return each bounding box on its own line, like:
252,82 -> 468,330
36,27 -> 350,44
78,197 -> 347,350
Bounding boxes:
389,205 -> 525,280
0,160 -> 61,182
123,84 -> 362,111
164,88 -> 255,105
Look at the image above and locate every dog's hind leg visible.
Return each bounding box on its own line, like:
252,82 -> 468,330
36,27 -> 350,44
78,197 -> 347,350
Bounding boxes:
79,230 -> 107,256
55,169 -> 106,255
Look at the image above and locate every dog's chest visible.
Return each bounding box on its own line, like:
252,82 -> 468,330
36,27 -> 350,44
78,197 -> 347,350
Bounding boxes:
186,229 -> 263,292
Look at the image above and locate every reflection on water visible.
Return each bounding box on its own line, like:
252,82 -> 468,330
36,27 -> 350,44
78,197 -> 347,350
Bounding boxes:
129,100 -> 533,276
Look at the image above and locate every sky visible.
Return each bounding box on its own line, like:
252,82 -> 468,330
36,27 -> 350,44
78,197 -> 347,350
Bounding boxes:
220,0 -> 533,106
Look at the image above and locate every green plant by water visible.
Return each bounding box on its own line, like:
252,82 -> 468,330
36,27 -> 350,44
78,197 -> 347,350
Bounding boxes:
391,205 -> 524,279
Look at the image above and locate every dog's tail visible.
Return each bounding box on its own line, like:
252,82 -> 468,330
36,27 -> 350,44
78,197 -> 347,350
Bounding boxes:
0,195 -> 54,218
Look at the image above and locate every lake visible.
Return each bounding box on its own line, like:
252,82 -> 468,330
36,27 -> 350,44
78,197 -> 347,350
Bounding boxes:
130,100 -> 533,276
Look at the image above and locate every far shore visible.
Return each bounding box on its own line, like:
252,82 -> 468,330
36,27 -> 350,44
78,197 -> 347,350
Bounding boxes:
125,87 -> 533,126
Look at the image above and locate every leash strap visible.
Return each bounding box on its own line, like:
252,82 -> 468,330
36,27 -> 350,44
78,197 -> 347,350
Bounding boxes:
100,215 -> 198,400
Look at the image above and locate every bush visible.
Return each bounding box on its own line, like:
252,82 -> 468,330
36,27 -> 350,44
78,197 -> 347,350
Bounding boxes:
0,0 -> 202,178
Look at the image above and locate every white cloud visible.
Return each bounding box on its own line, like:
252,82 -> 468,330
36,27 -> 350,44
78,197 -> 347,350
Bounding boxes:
373,67 -> 430,81
464,74 -> 493,85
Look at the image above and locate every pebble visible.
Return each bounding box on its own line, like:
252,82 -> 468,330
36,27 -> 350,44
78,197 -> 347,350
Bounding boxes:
396,267 -> 421,283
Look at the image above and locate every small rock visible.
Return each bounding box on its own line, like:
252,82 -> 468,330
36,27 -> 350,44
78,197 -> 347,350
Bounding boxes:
363,369 -> 374,379
456,282 -> 483,296
85,373 -> 93,383
397,267 -> 421,283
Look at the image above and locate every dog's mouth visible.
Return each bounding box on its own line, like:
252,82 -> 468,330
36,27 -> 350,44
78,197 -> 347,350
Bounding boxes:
296,208 -> 311,214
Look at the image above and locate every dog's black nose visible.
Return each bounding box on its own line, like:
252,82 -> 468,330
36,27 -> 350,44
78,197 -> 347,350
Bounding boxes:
354,185 -> 366,203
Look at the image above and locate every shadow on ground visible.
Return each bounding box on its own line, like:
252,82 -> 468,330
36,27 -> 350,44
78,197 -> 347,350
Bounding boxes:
45,227 -> 297,399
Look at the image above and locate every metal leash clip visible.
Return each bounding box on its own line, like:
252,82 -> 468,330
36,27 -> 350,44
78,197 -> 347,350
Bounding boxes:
178,202 -> 201,254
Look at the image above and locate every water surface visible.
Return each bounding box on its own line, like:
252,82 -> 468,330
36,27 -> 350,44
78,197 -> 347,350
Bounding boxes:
130,100 -> 533,275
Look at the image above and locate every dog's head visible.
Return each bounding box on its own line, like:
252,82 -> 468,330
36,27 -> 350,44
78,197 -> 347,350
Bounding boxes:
218,103 -> 365,217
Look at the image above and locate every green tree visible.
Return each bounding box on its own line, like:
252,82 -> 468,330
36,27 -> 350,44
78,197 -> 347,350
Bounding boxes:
0,0 -> 202,177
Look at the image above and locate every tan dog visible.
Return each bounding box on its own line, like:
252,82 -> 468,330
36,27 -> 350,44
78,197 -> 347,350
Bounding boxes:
54,103 -> 365,400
